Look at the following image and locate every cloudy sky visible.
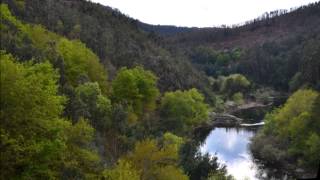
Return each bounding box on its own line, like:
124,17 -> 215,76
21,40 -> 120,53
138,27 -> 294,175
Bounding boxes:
91,0 -> 318,27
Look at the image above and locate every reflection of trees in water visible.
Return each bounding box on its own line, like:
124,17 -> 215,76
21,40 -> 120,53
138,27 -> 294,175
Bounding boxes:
225,126 -> 260,134
253,160 -> 292,180
193,126 -> 214,144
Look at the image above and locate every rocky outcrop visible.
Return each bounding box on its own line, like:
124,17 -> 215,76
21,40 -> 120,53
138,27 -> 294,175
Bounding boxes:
210,113 -> 243,127
228,102 -> 272,123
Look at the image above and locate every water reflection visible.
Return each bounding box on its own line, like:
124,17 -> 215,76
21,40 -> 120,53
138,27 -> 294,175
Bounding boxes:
200,128 -> 260,180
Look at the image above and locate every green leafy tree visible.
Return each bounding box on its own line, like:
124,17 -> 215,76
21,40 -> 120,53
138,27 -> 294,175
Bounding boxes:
160,88 -> 209,134
304,133 -> 320,167
0,53 -> 65,178
0,4 -> 108,93
0,53 -> 100,179
161,132 -> 184,153
179,141 -> 229,180
112,66 -> 159,122
57,39 -> 108,91
301,39 -> 320,88
74,82 -> 112,131
154,165 -> 189,180
62,118 -> 101,179
221,74 -> 250,95
232,92 -> 244,105
123,138 -> 188,180
103,160 -> 140,180
252,89 -> 320,172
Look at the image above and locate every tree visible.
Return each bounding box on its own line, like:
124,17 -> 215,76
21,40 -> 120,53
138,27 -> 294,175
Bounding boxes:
103,160 -> 140,180
304,133 -> 320,167
112,66 -> 159,122
57,38 -> 108,92
161,132 -> 184,153
251,89 -> 320,172
0,53 -> 100,179
232,92 -> 244,105
154,165 -> 188,180
221,74 -> 250,95
301,39 -> 320,89
123,138 -> 188,180
160,88 -> 209,134
0,3 -> 108,93
0,53 -> 64,178
62,118 -> 101,179
74,82 -> 112,131
179,141 -> 229,180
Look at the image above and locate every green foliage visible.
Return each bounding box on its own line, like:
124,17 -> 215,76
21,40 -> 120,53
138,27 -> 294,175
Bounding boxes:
3,0 -> 213,94
154,165 -> 189,180
103,160 -> 140,180
0,53 -> 65,137
162,132 -> 184,152
304,133 -> 320,167
112,66 -> 159,121
252,89 -> 320,171
0,4 -> 108,93
57,39 -> 108,91
208,172 -> 235,180
103,138 -> 189,180
232,92 -> 244,105
3,0 -> 320,179
190,47 -> 243,77
0,4 -> 24,29
268,89 -> 318,137
160,88 -> 209,134
289,72 -> 303,92
179,141 -> 228,180
121,137 -> 188,180
0,3 -> 36,60
0,53 -> 100,179
300,39 -> 320,89
74,82 -> 112,131
250,133 -> 287,166
27,24 -> 60,51
63,118 -> 101,179
221,74 -> 250,95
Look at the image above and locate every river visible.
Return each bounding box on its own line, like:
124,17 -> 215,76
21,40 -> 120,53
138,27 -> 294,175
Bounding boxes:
200,127 -> 262,180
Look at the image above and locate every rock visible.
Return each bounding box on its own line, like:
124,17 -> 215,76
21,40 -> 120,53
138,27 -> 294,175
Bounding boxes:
229,102 -> 272,123
211,113 -> 243,127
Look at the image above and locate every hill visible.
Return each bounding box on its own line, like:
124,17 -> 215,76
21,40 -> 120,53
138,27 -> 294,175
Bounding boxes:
2,0 -> 211,94
140,2 -> 320,90
1,0 -> 319,179
4,0 -> 319,93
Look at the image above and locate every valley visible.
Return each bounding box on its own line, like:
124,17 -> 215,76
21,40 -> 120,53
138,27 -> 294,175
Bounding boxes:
0,0 -> 319,179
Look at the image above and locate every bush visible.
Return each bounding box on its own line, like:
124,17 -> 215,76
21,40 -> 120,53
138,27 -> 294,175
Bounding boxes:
232,92 -> 244,105
221,74 -> 250,95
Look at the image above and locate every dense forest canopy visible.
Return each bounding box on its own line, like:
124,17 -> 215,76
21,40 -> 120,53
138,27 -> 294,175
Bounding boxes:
0,0 -> 319,179
141,2 -> 320,91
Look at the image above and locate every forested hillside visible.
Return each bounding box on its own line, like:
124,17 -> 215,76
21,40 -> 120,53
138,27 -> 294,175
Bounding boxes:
0,1 -> 230,179
2,0 -> 211,94
1,0 -> 319,179
4,0 -> 319,93
142,2 -> 320,91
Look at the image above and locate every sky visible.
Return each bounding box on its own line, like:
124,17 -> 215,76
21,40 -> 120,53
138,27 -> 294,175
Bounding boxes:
91,0 -> 318,27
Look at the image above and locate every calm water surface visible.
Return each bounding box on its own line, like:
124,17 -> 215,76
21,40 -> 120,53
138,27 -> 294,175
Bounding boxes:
200,127 -> 260,180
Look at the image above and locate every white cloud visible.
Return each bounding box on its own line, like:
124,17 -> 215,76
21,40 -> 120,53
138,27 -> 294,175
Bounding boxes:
91,0 -> 318,27
225,132 -> 238,150
227,157 -> 258,180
